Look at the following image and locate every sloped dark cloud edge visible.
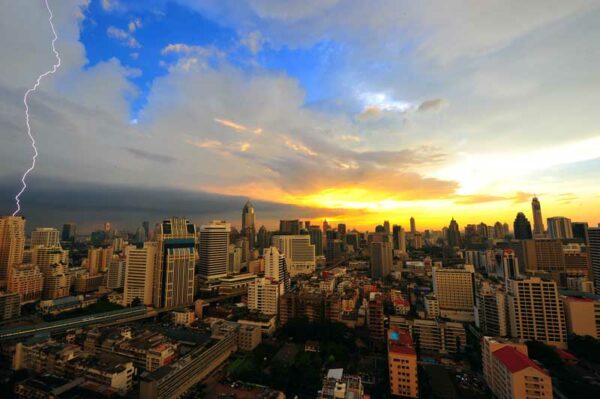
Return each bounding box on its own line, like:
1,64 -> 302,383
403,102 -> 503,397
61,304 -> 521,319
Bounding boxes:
0,177 -> 342,233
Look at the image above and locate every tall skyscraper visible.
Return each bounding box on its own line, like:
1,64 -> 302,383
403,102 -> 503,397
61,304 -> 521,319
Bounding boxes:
531,197 -> 544,236
370,240 -> 392,279
546,216 -> 573,239
337,223 -> 347,237
447,218 -> 461,247
123,242 -> 157,306
589,228 -> 600,295
256,225 -> 270,252
263,246 -> 290,295
432,265 -> 475,321
392,225 -> 406,253
308,225 -> 323,256
142,221 -> 150,240
272,235 -> 315,276
410,217 -> 416,234
198,220 -> 230,280
0,216 -> 25,288
507,277 -> 567,348
513,212 -> 533,240
493,222 -> 505,239
279,219 -> 301,235
61,223 -> 76,242
154,218 -> 197,308
30,228 -> 60,247
242,200 -> 256,248
383,220 -> 390,235
572,222 -> 589,243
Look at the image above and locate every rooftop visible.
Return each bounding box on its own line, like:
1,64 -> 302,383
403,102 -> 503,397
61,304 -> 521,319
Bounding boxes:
493,346 -> 545,374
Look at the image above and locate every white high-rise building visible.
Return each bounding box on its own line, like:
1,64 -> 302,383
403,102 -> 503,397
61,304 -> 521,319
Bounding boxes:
272,235 -> 315,276
247,277 -> 279,315
123,242 -> 157,306
154,218 -> 196,308
507,277 -> 567,348
0,216 -> 25,288
199,221 -> 231,280
263,246 -> 290,295
30,228 -> 60,248
432,265 -> 475,322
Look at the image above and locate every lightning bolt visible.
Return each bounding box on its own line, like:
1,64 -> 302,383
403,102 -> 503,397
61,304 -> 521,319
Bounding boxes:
13,0 -> 61,216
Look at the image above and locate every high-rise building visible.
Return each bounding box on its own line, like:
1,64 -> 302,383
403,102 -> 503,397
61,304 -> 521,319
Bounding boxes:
198,220 -> 230,280
367,293 -> 385,341
42,263 -> 69,299
61,223 -> 77,242
562,296 -> 600,339
511,239 -> 565,281
507,277 -> 567,348
86,247 -> 113,276
154,218 -> 197,308
337,223 -> 347,237
7,263 -> 43,303
410,217 -> 416,234
123,242 -> 157,306
242,200 -> 256,249
263,246 -> 290,295
387,328 -> 418,398
308,226 -> 323,256
383,221 -> 390,235
0,216 -> 25,288
501,249 -> 519,285
531,196 -> 545,236
279,220 -> 301,235
447,218 -> 461,247
32,245 -> 68,274
344,232 -> 360,252
142,221 -> 150,240
572,222 -> 589,243
432,265 -> 475,321
493,222 -> 505,239
370,240 -> 392,279
30,228 -> 60,247
247,277 -> 279,315
513,212 -> 532,240
272,235 -> 315,276
107,259 -> 126,289
475,281 -> 508,337
547,216 -> 573,239
590,228 -> 600,295
256,225 -> 270,252
0,291 -> 20,320
392,225 -> 406,253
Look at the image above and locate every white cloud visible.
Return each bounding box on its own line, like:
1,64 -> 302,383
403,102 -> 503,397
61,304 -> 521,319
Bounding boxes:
107,26 -> 141,48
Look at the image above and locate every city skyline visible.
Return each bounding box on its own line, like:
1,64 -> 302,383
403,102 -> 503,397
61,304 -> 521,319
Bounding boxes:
1,1 -> 600,229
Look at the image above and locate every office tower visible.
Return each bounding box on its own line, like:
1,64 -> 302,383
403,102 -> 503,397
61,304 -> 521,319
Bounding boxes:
482,337 -> 552,399
512,239 -> 565,281
370,241 -> 392,279
410,217 -> 416,234
387,328 -> 418,398
242,200 -> 256,248
142,221 -> 150,240
475,281 -> 508,337
507,277 -> 567,348
263,246 -> 290,295
367,293 -> 385,341
383,220 -> 390,235
322,219 -> 329,233
42,263 -> 69,299
247,277 -> 279,315
7,263 -> 43,303
572,222 -> 589,243
123,242 -> 157,306
503,222 -> 510,236
477,222 -> 489,239
0,291 -> 20,320
447,218 -> 461,247
513,212 -> 532,239
279,219 -> 301,235
0,216 -> 25,288
493,222 -> 505,239
337,223 -> 347,237
227,244 -> 242,275
392,225 -> 406,253
198,220 -> 230,281
345,232 -> 360,252
501,249 -> 519,284
562,295 -> 600,338
412,232 -> 423,249
272,235 -> 315,276
107,259 -> 126,289
308,226 -> 324,256
154,218 -> 197,308
86,247 -> 113,276
590,228 -> 600,295
547,216 -> 573,239
531,196 -> 545,236
61,223 -> 76,242
432,265 -> 475,321
256,225 -> 270,252
30,228 -> 60,247
375,224 -> 386,233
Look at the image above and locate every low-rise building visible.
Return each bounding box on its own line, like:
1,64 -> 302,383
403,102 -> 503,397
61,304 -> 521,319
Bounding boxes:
319,368 -> 364,399
390,316 -> 466,354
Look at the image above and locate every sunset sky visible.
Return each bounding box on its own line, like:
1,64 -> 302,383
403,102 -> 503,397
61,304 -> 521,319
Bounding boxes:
1,0 -> 600,231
